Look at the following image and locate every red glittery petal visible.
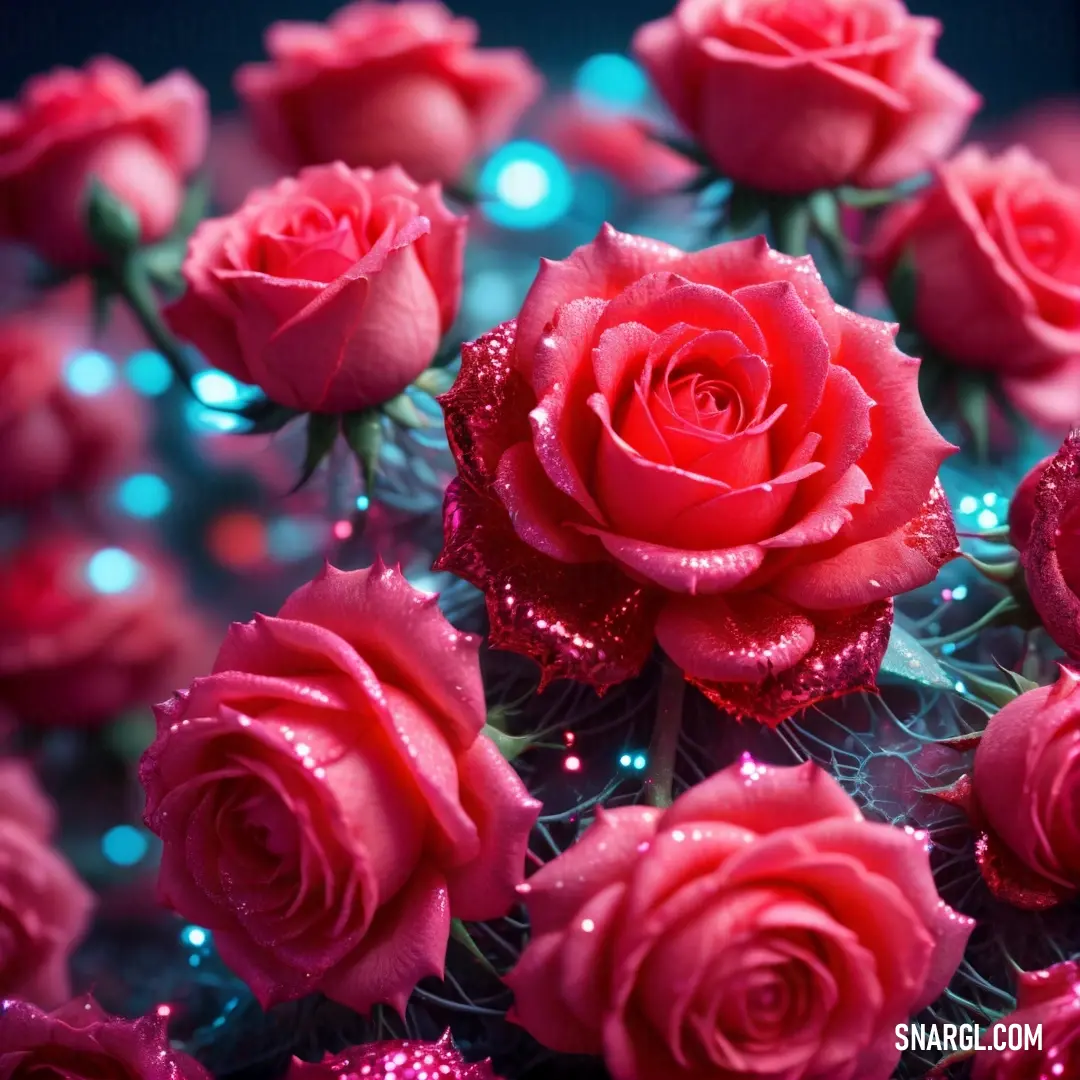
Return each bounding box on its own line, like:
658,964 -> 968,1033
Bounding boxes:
676,600 -> 894,726
439,321 -> 535,490
435,477 -> 661,691
286,1031 -> 501,1079
974,828 -> 1073,911
1022,430 -> 1080,660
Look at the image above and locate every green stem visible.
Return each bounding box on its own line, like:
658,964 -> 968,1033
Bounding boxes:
923,595 -> 1021,648
112,257 -> 198,397
645,657 -> 686,809
767,200 -> 811,257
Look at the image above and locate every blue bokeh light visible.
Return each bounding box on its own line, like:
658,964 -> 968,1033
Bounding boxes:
115,473 -> 172,518
101,825 -> 149,866
64,350 -> 116,396
186,370 -> 258,434
479,142 -> 573,230
85,548 -> 141,594
267,516 -> 325,562
124,350 -> 174,396
182,925 -> 209,948
574,54 -> 649,111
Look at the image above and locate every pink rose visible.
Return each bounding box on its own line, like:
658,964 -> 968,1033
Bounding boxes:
235,1 -> 542,186
1008,434 -> 1080,662
0,997 -> 209,1080
972,961 -> 1080,1080
0,759 -> 92,1007
0,531 -> 209,728
539,99 -> 698,197
991,98 -> 1080,189
436,225 -> 957,723
0,57 -> 208,269
206,115 -> 283,211
167,162 -> 466,414
0,288 -> 145,508
139,562 -> 539,1013
955,667 -> 1080,908
285,1032 -> 500,1080
870,146 -> 1080,434
506,758 -> 972,1080
632,0 -> 978,195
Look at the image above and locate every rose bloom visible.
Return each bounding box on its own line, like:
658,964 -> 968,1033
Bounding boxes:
235,1 -> 542,186
870,147 -> 1080,433
0,288 -> 145,508
0,997 -> 209,1080
285,1033 -> 499,1080
1008,434 -> 1080,662
960,667 -> 1080,908
632,0 -> 978,196
167,162 -> 466,414
507,758 -> 972,1080
991,98 -> 1080,189
0,531 -> 209,728
0,57 -> 207,269
139,561 -> 539,1013
972,961 -> 1080,1080
539,98 -> 698,197
0,759 -> 93,1006
436,225 -> 957,723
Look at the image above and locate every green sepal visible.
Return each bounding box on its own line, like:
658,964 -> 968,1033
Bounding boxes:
836,186 -> 904,210
290,413 -> 339,493
414,366 -> 456,397
89,269 -> 117,340
84,177 -> 141,257
482,722 -> 534,762
343,409 -> 384,494
449,919 -> 500,978
766,197 -> 812,257
381,392 -> 427,429
955,372 -> 992,462
173,175 -> 209,240
725,184 -> 766,235
995,661 -> 1039,696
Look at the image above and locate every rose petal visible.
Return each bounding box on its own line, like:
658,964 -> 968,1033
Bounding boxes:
569,524 -> 765,595
656,592 -> 816,683
771,480 -> 957,610
321,864 -> 451,1015
435,478 -> 661,691
681,600 -> 894,725
443,735 -> 541,921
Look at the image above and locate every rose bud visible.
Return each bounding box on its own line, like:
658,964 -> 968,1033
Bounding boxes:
285,1032 -> 500,1080
0,57 -> 208,269
0,997 -> 209,1080
1009,433 -> 1080,660
436,225 -> 958,724
949,667 -> 1080,910
506,758 -> 972,1080
235,1 -> 542,186
0,531 -> 211,728
633,0 -> 978,196
166,162 -> 466,415
870,147 -> 1080,434
538,98 -> 698,197
0,759 -> 93,1006
972,961 -> 1080,1080
140,561 -> 540,1014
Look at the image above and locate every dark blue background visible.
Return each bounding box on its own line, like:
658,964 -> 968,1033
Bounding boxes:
3,0 -> 1078,119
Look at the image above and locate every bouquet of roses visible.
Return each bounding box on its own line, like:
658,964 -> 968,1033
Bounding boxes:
2,3 -> 1080,1080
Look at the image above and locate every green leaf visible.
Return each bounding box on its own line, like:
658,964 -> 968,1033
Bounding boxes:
138,240 -> 188,292
956,374 -> 991,462
343,409 -> 384,494
450,919 -> 500,977
381,392 -> 426,429
807,190 -> 850,274
879,624 -> 955,692
84,177 -> 141,256
290,413 -> 339,493
885,250 -> 917,327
